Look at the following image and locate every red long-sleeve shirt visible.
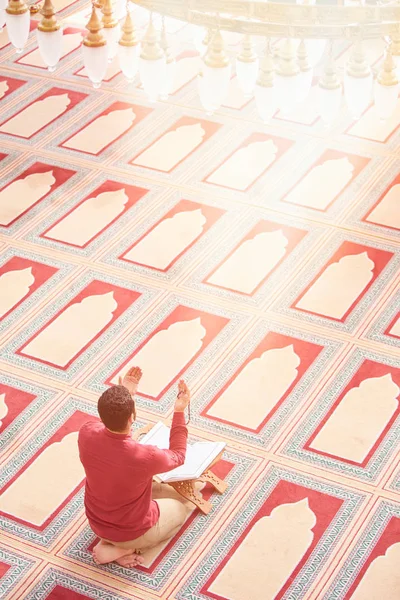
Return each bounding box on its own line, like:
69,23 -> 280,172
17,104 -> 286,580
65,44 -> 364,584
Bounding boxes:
78,412 -> 188,542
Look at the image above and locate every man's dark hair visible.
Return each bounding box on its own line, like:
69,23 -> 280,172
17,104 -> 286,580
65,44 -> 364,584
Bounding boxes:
98,385 -> 135,432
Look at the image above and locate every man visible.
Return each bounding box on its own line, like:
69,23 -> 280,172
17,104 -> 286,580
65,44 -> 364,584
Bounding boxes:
78,366 -> 191,568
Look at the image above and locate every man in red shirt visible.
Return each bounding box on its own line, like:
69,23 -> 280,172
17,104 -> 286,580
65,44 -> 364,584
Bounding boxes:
78,367 -> 191,568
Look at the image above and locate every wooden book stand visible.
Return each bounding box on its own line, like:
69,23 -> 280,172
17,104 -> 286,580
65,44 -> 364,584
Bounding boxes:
133,423 -> 228,514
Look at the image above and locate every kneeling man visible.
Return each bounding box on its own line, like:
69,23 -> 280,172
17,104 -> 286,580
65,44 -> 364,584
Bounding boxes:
78,367 -> 190,568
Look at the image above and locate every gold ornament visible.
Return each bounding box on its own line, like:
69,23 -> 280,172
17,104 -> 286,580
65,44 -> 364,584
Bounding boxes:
6,0 -> 29,15
161,20 -> 173,64
377,45 -> 399,86
29,4 -> 41,14
237,34 -> 257,64
119,11 -> 138,47
390,33 -> 400,57
297,39 -> 311,72
83,6 -> 106,48
37,0 -> 60,33
257,41 -> 274,87
276,38 -> 299,77
319,55 -> 341,90
201,27 -> 212,51
140,20 -> 164,60
204,30 -> 229,68
346,40 -> 370,78
102,0 -> 118,29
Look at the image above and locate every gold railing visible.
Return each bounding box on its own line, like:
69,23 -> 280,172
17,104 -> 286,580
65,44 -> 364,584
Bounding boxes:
130,0 -> 400,39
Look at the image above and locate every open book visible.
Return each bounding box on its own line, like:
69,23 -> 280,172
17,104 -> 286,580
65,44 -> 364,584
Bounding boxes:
139,422 -> 226,483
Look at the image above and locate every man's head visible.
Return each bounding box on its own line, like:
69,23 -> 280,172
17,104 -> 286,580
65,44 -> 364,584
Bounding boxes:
98,385 -> 136,433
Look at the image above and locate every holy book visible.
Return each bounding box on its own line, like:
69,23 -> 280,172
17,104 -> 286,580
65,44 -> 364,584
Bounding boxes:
139,421 -> 226,483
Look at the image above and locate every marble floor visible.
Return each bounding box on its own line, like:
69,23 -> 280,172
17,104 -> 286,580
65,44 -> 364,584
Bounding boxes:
0,3 -> 400,599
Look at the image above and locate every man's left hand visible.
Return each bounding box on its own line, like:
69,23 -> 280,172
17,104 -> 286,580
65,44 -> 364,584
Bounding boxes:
119,366 -> 143,396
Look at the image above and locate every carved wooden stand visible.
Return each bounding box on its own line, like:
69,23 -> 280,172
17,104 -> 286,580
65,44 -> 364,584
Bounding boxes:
133,423 -> 228,514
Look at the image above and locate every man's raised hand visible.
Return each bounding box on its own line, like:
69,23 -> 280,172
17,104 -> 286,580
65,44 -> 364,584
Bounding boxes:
118,366 -> 143,397
174,380 -> 190,413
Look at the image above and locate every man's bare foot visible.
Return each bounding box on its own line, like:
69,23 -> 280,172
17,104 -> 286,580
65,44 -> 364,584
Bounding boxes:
118,366 -> 143,396
93,540 -> 134,565
116,553 -> 144,568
